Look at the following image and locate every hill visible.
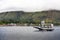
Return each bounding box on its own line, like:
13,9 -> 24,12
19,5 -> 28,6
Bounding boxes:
0,10 -> 60,25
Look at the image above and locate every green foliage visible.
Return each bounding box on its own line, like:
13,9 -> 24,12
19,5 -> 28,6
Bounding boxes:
53,22 -> 60,26
0,21 -> 4,24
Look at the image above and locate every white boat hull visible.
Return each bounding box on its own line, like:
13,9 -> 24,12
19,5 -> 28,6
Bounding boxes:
33,27 -> 54,31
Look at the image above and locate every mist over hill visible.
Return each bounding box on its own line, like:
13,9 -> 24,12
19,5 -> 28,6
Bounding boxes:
0,10 -> 60,25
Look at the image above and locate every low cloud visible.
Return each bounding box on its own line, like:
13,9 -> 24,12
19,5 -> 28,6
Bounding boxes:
0,0 -> 60,12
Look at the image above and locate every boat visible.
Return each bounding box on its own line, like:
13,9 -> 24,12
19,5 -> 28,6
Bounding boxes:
33,26 -> 54,31
33,21 -> 54,31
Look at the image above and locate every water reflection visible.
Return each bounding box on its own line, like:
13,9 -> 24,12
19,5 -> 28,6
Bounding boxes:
0,26 -> 60,40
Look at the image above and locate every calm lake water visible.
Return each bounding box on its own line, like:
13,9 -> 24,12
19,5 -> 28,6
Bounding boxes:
0,26 -> 60,40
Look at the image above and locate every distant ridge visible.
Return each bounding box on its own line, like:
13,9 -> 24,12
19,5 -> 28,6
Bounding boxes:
0,10 -> 60,25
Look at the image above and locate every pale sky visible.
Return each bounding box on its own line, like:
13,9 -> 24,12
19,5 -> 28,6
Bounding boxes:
0,0 -> 60,12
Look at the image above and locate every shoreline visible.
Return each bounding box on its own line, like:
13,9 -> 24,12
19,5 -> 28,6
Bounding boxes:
0,25 -> 60,27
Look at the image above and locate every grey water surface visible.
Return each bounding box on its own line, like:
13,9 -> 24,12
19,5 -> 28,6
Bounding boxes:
0,26 -> 60,40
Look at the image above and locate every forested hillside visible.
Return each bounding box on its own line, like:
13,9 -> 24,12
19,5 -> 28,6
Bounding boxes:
0,10 -> 60,25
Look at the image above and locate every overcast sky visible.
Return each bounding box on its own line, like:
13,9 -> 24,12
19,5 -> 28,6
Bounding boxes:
0,0 -> 60,12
